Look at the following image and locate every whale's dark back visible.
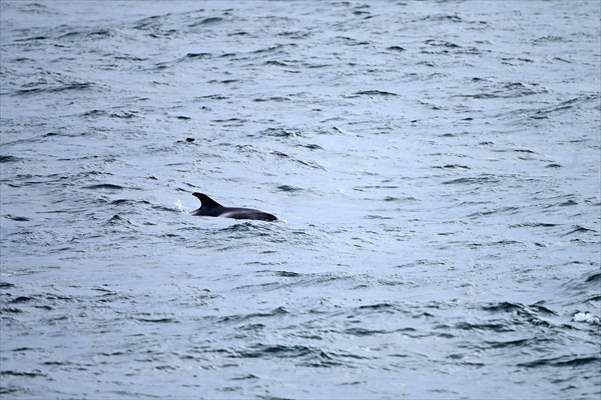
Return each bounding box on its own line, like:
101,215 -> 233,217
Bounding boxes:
218,208 -> 278,222
192,192 -> 277,222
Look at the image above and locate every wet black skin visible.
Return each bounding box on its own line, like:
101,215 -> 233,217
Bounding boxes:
191,192 -> 278,222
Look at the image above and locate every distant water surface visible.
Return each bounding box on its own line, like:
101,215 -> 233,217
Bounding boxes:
1,1 -> 600,399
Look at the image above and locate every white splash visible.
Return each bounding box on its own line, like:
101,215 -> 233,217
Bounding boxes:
572,312 -> 600,325
175,199 -> 187,213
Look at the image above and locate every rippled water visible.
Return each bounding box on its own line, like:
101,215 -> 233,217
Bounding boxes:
1,1 -> 600,398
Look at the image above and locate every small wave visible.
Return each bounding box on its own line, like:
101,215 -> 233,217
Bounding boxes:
251,44 -> 294,54
13,57 -> 34,63
3,214 -> 30,221
110,199 -> 149,206
231,343 -> 353,368
382,196 -> 418,202
509,222 -> 558,228
343,327 -> 388,336
365,215 -> 393,220
0,155 -> 20,163
42,360 -> 72,366
83,184 -> 124,190
533,35 -> 570,44
254,96 -> 291,102
297,143 -> 323,150
212,118 -> 246,125
483,239 -> 523,247
0,370 -> 45,378
236,272 -> 354,292
183,52 -> 212,60
18,2 -> 59,14
133,14 -> 164,30
57,29 -> 112,39
353,185 -> 399,190
562,225 -> 597,236
501,57 -> 534,65
134,317 -> 179,323
13,82 -> 94,96
14,35 -> 49,42
454,322 -> 514,332
357,303 -> 400,313
584,272 -> 601,284
105,215 -> 132,225
353,90 -> 398,96
230,374 -> 259,381
0,282 -> 15,289
148,202 -> 178,212
1,307 -> 23,314
420,14 -> 463,23
234,343 -> 313,358
481,301 -> 555,315
442,176 -> 499,185
0,387 -> 20,396
277,30 -> 311,39
264,60 -> 290,67
483,338 -> 535,349
218,222 -> 276,235
517,355 -> 600,368
188,17 -> 223,27
270,151 -> 324,169
456,81 -> 547,99
424,39 -> 461,48
545,163 -> 561,168
276,185 -> 303,192
8,296 -> 33,304
82,109 -> 106,117
218,306 -> 289,323
433,164 -> 470,169
337,36 -> 369,46
57,31 -> 81,39
557,199 -> 578,207
261,128 -> 303,138
109,111 -> 138,119
113,54 -> 147,62
197,94 -> 229,100
529,95 -> 600,119
272,270 -> 301,277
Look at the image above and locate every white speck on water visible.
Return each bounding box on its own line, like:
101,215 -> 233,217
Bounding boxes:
175,199 -> 186,213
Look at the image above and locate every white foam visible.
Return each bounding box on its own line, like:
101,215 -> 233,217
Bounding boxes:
175,199 -> 187,213
572,312 -> 600,325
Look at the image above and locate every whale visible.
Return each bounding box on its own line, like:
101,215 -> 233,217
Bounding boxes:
191,192 -> 277,222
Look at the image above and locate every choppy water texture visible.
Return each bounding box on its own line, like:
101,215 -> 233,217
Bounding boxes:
1,1 -> 600,398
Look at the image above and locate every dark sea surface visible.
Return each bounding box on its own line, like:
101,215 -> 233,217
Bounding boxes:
1,1 -> 600,398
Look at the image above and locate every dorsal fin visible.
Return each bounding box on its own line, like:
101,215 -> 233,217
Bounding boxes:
192,192 -> 223,209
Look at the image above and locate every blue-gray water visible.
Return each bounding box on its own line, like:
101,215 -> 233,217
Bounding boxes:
1,1 -> 600,399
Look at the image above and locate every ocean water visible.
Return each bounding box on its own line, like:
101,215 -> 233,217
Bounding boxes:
1,1 -> 600,398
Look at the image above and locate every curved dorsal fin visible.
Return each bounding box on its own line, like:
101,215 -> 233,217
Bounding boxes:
192,192 -> 223,209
